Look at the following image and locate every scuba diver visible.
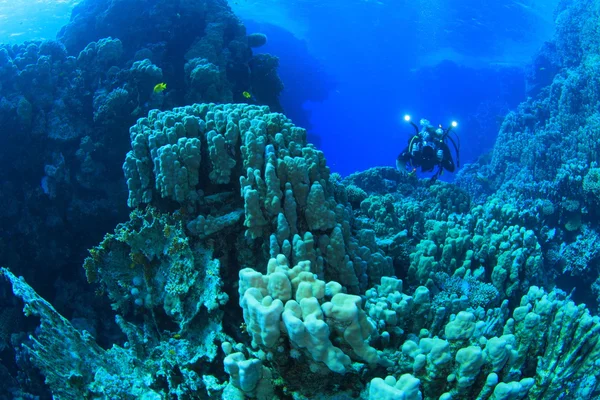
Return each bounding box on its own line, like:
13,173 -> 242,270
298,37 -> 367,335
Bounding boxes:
396,115 -> 460,182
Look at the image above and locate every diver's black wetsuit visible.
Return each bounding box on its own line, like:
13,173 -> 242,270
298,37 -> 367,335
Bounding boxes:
397,140 -> 455,174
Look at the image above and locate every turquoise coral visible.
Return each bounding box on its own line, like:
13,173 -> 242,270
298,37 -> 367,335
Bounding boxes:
5,80 -> 600,400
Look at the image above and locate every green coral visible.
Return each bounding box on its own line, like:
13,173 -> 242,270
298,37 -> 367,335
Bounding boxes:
583,167 -> 600,200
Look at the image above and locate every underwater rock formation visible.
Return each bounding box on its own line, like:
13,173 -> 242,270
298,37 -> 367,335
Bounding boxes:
456,0 -> 600,309
57,0 -> 283,109
0,0 -> 284,299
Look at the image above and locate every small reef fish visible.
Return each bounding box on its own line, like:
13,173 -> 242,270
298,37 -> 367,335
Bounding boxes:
242,91 -> 251,99
154,82 -> 167,93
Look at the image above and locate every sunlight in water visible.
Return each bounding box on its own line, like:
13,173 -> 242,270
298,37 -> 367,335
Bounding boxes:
0,0 -> 79,43
229,0 -> 309,39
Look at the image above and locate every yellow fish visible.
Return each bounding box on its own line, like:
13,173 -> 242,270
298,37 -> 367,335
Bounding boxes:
242,91 -> 251,99
154,82 -> 167,93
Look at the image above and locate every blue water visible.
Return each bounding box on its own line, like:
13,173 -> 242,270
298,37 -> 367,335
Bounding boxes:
1,0 -> 557,177
0,0 -> 78,44
233,0 -> 558,176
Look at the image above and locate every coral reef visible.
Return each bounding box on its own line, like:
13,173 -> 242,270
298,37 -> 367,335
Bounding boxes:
0,0 -> 284,298
2,99 -> 600,399
456,0 -> 600,308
